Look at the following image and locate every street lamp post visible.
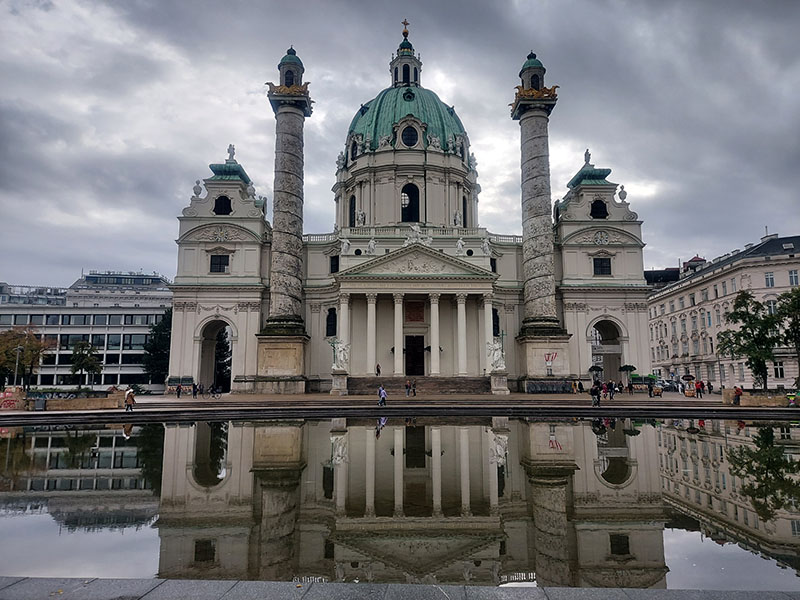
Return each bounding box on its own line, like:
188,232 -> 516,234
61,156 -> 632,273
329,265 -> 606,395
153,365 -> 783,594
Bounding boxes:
13,345 -> 24,387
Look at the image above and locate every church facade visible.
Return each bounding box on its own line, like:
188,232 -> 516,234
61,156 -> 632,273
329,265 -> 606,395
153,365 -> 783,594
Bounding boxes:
167,26 -> 651,394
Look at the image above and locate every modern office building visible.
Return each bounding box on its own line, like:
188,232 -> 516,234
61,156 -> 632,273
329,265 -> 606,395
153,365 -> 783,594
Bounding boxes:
647,233 -> 800,388
0,270 -> 171,391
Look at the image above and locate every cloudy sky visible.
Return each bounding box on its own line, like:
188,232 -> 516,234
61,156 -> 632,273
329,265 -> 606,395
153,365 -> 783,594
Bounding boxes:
1,0 -> 799,287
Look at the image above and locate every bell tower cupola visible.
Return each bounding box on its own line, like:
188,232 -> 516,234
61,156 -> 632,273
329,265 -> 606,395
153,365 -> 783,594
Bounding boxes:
519,51 -> 546,91
278,47 -> 304,88
389,19 -> 422,88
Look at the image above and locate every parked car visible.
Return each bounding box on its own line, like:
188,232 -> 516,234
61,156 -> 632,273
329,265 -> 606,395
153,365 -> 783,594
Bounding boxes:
659,380 -> 678,392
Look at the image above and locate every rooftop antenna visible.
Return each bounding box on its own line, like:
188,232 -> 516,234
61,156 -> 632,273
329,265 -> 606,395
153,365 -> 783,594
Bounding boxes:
765,225 -> 769,236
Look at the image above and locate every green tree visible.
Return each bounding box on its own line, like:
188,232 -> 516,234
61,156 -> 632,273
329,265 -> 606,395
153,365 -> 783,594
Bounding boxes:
70,342 -> 102,389
135,424 -> 165,496
717,291 -> 781,390
776,287 -> 800,388
215,328 -> 231,392
727,426 -> 800,522
0,326 -> 54,390
143,308 -> 172,386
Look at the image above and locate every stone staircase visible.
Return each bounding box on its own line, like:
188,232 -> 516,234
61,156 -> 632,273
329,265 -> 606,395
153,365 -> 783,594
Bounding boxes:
347,376 -> 491,396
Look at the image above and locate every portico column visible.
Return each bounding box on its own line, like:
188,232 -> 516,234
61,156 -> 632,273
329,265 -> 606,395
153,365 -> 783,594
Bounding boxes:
366,293 -> 377,375
393,293 -> 404,375
483,294 -> 494,373
393,426 -> 404,517
339,293 -> 350,347
365,426 -> 375,517
459,426 -> 471,516
456,293 -> 468,376
431,426 -> 443,516
430,293 -> 441,375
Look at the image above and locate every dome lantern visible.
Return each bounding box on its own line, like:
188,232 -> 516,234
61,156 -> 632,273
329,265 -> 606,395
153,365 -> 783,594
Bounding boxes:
519,51 -> 546,91
389,19 -> 422,88
278,46 -> 304,88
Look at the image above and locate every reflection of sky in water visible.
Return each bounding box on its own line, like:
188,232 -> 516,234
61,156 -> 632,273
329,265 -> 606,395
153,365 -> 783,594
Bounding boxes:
664,528 -> 800,591
0,513 -> 159,579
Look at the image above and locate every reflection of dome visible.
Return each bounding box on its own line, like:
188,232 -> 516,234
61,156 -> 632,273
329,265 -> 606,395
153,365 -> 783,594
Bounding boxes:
348,86 -> 467,152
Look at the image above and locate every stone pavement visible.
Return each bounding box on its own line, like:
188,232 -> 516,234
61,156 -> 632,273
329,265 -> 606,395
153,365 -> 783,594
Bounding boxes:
0,578 -> 796,600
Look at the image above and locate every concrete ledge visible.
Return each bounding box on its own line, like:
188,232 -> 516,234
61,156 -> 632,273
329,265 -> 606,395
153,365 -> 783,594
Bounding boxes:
721,388 -> 791,407
0,578 -> 796,600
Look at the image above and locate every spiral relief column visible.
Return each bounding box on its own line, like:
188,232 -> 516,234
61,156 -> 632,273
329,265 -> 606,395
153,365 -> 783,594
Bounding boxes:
256,48 -> 313,394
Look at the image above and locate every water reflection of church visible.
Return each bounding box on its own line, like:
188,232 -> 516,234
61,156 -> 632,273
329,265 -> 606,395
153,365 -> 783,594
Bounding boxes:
157,418 -> 669,587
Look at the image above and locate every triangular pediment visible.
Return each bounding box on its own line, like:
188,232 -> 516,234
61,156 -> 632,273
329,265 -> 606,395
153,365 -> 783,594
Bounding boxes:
336,243 -> 496,280
331,531 -> 502,577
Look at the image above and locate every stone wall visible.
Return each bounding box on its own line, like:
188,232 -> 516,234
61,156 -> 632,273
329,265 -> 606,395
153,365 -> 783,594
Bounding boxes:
721,388 -> 790,407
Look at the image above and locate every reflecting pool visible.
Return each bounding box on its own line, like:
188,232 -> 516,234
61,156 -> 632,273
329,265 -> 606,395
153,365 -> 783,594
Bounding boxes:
0,417 -> 798,590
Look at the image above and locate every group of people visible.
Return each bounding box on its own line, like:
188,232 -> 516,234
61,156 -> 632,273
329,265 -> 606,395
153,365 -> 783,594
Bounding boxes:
588,380 -> 627,406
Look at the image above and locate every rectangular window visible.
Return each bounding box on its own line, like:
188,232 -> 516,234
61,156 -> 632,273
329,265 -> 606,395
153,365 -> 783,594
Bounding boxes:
13,314 -> 27,325
671,322 -> 677,336
681,319 -> 686,334
330,255 -> 339,274
91,334 -> 105,349
701,289 -> 708,302
108,314 -> 123,326
691,316 -> 697,331
29,314 -> 44,325
490,257 -> 497,273
765,272 -> 775,288
790,270 -> 799,287
660,304 -> 665,315
94,314 -> 107,326
679,297 -> 685,309
122,334 -> 148,350
104,353 -> 119,364
669,301 -> 675,313
107,334 -> 121,350
767,300 -> 777,315
722,281 -> 727,295
689,293 -> 696,306
774,361 -> 785,379
609,534 -> 630,556
731,278 -> 736,292
739,363 -> 745,380
692,340 -> 699,354
707,312 -> 712,327
45,314 -> 60,325
714,284 -> 719,298
210,254 -> 230,273
124,314 -> 150,325
593,257 -> 612,276
121,353 -> 145,365
715,309 -> 721,326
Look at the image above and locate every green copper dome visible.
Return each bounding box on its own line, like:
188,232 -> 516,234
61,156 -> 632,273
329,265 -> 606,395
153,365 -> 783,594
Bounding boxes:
519,52 -> 544,76
279,47 -> 303,68
348,86 -> 466,151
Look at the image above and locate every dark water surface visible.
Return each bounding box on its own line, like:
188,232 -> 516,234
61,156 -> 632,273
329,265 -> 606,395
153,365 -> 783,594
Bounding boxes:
0,417 -> 798,591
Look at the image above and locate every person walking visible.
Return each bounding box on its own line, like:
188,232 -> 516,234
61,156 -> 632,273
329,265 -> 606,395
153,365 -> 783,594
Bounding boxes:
707,381 -> 714,394
627,380 -> 634,395
192,383 -> 198,399
578,380 -> 584,393
608,380 -> 615,400
124,388 -> 136,412
405,379 -> 411,397
695,380 -> 703,399
733,385 -> 743,405
412,379 -> 417,397
378,385 -> 387,406
176,384 -> 182,398
376,363 -> 381,376
647,382 -> 654,398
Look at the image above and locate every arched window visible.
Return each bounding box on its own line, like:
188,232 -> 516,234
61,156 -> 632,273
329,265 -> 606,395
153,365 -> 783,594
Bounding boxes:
348,195 -> 356,228
590,199 -> 609,219
326,308 -> 337,337
462,196 -> 468,227
350,141 -> 357,161
394,67 -> 398,83
531,74 -> 540,90
402,64 -> 410,84
492,308 -> 500,337
213,195 -> 232,215
401,183 -> 420,222
285,70 -> 294,87
413,67 -> 418,82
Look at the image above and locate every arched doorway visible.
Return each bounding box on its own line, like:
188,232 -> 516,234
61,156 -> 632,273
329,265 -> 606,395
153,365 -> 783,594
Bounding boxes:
590,320 -> 622,382
198,319 -> 233,393
192,421 -> 228,487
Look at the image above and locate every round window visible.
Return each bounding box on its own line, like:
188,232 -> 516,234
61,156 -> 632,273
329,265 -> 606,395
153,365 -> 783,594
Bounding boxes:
401,126 -> 418,147
466,249 -> 474,257
354,249 -> 362,256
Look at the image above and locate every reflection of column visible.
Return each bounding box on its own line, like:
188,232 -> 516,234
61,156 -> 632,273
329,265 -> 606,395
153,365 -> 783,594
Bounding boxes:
393,427 -> 404,516
488,436 -> 499,515
393,293 -> 404,375
431,426 -> 442,516
483,294 -> 494,373
365,426 -> 375,517
339,293 -> 350,347
430,293 -> 441,375
366,293 -> 377,375
334,434 -> 348,515
459,426 -> 471,516
456,293 -> 468,376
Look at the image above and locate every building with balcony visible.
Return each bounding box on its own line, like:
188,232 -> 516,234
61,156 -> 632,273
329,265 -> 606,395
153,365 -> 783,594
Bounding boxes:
647,233 -> 800,389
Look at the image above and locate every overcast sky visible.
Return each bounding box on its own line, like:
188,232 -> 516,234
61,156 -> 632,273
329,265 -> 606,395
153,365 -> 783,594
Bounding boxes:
1,0 -> 799,287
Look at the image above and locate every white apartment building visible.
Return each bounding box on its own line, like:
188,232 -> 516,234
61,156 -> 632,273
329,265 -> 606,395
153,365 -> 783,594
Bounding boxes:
647,234 -> 800,389
0,271 -> 172,392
